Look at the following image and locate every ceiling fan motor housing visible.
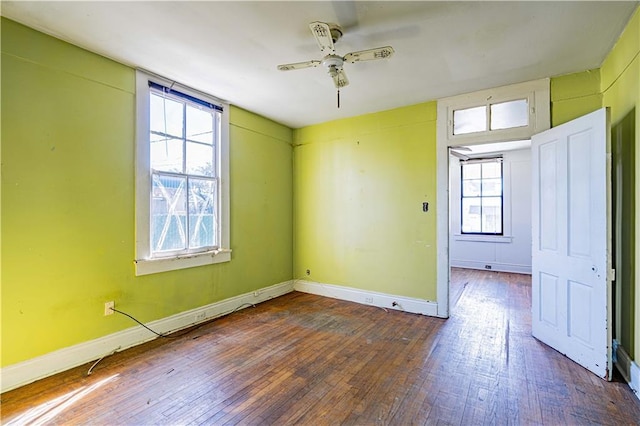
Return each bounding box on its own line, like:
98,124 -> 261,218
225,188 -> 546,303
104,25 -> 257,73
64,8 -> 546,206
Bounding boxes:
322,54 -> 344,72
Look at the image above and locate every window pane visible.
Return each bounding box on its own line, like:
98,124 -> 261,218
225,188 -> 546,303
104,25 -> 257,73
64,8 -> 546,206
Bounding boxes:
490,99 -> 528,130
462,179 -> 481,197
482,197 -> 502,233
188,178 -> 217,248
186,105 -> 214,144
453,106 -> 486,135
482,178 -> 502,196
186,142 -> 214,177
462,163 -> 481,179
151,138 -> 183,173
151,174 -> 187,252
150,94 -> 183,137
462,198 -> 482,233
481,162 -> 501,178
461,160 -> 503,234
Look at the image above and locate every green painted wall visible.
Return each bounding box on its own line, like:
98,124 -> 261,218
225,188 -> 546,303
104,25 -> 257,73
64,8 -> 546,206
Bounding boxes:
293,103 -> 438,301
1,18 -> 293,367
550,69 -> 602,126
611,109 -> 635,359
601,6 -> 640,361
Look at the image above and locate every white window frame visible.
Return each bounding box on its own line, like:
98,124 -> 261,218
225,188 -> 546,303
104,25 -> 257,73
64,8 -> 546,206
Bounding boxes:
135,70 -> 230,275
459,158 -> 504,236
451,155 -> 515,244
436,78 -> 550,318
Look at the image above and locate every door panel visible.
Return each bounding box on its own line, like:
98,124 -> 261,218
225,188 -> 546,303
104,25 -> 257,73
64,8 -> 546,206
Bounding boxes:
532,108 -> 611,379
539,272 -> 559,326
568,133 -> 593,257
539,141 -> 559,251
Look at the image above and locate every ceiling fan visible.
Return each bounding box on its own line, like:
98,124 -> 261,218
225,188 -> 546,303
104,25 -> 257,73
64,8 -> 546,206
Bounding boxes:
277,21 -> 394,104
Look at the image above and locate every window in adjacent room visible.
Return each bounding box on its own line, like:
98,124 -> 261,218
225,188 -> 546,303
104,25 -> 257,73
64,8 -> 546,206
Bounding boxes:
460,159 -> 503,234
135,71 -> 230,275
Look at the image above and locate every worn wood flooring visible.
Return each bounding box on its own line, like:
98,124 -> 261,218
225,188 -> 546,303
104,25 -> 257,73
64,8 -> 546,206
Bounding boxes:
2,268 -> 640,425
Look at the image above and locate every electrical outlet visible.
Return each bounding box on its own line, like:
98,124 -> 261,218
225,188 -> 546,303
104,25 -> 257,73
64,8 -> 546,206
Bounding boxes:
104,301 -> 114,316
365,297 -> 373,304
195,312 -> 206,322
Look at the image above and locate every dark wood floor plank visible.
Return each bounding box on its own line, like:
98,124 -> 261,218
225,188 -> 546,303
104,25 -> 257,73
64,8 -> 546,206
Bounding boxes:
2,269 -> 640,425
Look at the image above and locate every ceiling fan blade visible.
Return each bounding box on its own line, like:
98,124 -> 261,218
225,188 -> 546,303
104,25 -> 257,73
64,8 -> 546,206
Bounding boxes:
309,21 -> 335,54
450,150 -> 470,161
331,68 -> 349,89
343,46 -> 395,63
277,60 -> 321,71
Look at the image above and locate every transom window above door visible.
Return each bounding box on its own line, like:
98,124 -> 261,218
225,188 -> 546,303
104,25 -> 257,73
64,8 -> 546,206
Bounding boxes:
438,78 -> 550,146
453,99 -> 529,135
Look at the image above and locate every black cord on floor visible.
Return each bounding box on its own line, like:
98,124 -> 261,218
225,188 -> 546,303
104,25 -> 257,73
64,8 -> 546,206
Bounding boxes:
87,346 -> 121,376
230,303 -> 256,314
111,307 -> 176,338
110,302 -> 257,339
85,303 -> 256,376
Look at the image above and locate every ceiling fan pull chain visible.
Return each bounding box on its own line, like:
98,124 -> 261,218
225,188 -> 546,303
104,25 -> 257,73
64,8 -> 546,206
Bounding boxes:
337,89 -> 340,109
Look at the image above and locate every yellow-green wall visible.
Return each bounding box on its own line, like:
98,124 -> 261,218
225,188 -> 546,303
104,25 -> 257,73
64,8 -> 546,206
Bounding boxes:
293,103 -> 438,300
1,18 -> 293,366
601,6 -> 640,361
550,68 -> 602,126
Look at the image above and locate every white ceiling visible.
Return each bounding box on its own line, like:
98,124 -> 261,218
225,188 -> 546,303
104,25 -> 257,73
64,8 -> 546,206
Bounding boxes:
2,1 -> 637,129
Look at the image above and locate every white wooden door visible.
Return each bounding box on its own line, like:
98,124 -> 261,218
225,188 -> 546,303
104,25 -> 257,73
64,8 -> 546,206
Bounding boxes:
531,107 -> 612,379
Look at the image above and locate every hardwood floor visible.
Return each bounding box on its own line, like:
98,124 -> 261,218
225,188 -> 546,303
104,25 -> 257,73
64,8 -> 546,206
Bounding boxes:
2,269 -> 640,425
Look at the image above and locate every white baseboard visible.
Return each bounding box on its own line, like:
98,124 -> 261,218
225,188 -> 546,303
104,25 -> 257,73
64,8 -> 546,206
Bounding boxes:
612,340 -> 639,402
629,357 -> 640,402
1,280 -> 294,393
450,260 -> 531,274
614,340 -> 631,382
294,280 -> 438,316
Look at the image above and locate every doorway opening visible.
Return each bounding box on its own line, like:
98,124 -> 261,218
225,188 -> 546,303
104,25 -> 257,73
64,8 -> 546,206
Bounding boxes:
434,78 -> 550,319
448,140 -> 532,282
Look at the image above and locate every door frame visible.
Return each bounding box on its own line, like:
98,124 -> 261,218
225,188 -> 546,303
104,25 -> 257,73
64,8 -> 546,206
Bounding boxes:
435,79 -> 551,317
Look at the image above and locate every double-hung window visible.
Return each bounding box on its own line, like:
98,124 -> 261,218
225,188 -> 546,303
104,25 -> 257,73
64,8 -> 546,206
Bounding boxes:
135,71 -> 230,275
460,159 -> 503,234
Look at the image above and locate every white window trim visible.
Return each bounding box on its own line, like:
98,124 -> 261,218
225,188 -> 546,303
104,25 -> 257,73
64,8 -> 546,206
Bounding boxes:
436,78 -> 550,318
453,234 -> 513,243
134,70 -> 231,276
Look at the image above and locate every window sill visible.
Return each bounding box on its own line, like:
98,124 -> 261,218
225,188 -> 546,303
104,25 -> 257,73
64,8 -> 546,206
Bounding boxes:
134,248 -> 231,276
453,234 -> 513,243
